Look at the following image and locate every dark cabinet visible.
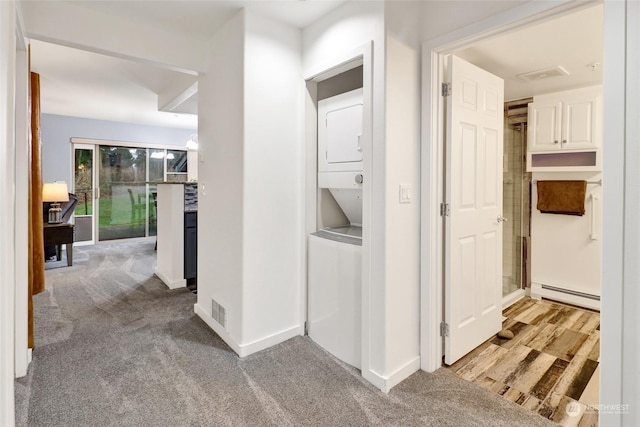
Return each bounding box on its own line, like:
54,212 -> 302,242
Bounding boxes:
184,212 -> 197,279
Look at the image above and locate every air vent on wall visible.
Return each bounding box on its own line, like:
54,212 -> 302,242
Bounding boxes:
517,66 -> 570,81
212,298 -> 226,330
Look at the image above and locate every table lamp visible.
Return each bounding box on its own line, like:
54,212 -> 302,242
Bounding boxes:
42,182 -> 69,224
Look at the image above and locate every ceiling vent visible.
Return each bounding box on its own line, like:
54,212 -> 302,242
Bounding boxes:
517,66 -> 570,81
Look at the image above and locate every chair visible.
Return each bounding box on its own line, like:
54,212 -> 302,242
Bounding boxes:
127,188 -> 146,224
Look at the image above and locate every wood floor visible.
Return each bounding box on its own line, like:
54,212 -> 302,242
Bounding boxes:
447,297 -> 600,426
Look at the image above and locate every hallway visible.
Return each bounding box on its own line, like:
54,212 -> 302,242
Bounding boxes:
15,242 -> 556,426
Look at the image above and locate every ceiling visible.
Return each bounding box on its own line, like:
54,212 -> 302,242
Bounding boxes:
454,4 -> 603,101
27,1 -> 602,129
27,0 -> 346,130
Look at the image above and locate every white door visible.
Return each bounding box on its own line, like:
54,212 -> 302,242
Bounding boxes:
444,55 -> 504,365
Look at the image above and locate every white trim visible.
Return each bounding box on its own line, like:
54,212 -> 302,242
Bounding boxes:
154,269 -> 186,290
195,303 -> 242,355
236,326 -> 301,358
363,356 -> 421,394
303,43 -> 367,82
13,30 -> 29,379
70,137 -> 188,152
420,0 -> 598,373
1,2 -> 16,424
600,2 -> 631,425
502,288 -> 525,310
194,303 -> 302,358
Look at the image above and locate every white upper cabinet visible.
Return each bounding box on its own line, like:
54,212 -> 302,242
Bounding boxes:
528,86 -> 601,152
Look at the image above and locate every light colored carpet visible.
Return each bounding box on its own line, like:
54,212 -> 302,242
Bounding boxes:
15,241 -> 557,426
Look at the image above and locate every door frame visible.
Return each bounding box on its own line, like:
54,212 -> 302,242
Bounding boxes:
419,1 -> 598,373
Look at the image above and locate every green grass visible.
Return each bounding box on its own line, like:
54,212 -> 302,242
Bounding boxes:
74,191 -> 157,240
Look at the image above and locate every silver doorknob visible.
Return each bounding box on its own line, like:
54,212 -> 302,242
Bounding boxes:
497,215 -> 508,223
355,174 -> 363,184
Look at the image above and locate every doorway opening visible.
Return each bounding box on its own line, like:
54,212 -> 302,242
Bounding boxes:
422,2 -> 603,424
502,99 -> 532,301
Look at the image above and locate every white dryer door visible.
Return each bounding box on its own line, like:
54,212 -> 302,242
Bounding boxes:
326,103 -> 363,164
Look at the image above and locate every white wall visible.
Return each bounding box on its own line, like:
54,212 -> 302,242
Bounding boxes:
531,171 -> 601,298
1,2 -> 17,424
242,12 -> 303,347
196,10 -> 304,356
195,10 -> 245,350
383,1 -> 422,386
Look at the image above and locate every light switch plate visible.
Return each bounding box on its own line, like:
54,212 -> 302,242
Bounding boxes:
399,184 -> 411,204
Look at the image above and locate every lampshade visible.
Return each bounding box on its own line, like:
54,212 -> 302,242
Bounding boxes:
185,134 -> 198,150
42,182 -> 70,202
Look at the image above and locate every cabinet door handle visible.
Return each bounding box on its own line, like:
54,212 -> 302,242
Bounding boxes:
554,140 -> 559,144
562,139 -> 567,144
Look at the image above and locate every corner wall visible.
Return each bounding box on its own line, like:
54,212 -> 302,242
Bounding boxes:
195,10 -> 245,350
241,12 -> 303,349
196,10 -> 304,356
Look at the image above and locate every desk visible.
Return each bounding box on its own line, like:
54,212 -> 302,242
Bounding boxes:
43,223 -> 75,266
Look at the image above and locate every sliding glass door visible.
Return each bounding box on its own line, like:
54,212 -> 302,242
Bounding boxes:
98,146 -> 149,241
72,140 -> 187,243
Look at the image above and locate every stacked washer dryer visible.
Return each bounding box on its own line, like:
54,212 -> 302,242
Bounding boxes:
308,87 -> 363,369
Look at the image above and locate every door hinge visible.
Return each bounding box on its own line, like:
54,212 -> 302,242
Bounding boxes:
440,202 -> 450,217
440,321 -> 449,337
304,321 -> 309,335
442,82 -> 451,97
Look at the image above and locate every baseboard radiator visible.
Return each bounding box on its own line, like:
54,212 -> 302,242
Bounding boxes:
531,282 -> 600,311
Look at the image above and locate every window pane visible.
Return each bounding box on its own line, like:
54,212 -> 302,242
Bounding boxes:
74,148 -> 93,216
98,146 -> 148,241
149,149 -> 165,182
167,150 -> 188,173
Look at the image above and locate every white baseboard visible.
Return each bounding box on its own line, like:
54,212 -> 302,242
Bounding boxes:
237,325 -> 301,358
154,269 -> 186,289
363,356 -> 421,393
194,303 -> 242,355
194,303 -> 302,358
531,282 -> 600,311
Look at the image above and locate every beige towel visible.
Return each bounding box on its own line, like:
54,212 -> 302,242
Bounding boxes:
536,180 -> 587,216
